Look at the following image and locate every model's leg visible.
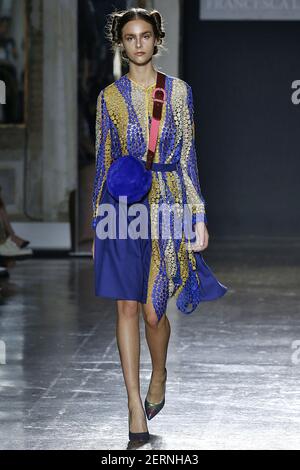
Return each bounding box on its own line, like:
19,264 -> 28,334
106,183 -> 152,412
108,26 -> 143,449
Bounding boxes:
116,299 -> 148,433
0,207 -> 27,247
142,302 -> 170,403
0,207 -> 14,237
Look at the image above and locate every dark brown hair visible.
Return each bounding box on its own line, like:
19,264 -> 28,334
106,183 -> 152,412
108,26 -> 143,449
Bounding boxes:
105,7 -> 166,62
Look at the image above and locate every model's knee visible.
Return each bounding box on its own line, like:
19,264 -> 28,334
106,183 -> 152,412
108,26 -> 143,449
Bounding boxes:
145,315 -> 158,328
117,300 -> 139,319
143,310 -> 164,328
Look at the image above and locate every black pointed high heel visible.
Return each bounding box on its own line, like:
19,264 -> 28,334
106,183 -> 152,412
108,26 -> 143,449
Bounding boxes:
144,368 -> 167,420
128,430 -> 150,442
128,409 -> 150,442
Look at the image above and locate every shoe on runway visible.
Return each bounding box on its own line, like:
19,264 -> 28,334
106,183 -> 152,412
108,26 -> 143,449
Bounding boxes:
0,237 -> 33,257
128,430 -> 150,442
145,368 -> 167,420
128,408 -> 150,442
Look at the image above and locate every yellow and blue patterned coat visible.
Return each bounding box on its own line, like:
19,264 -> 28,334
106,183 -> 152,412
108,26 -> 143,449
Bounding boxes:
92,73 -> 227,319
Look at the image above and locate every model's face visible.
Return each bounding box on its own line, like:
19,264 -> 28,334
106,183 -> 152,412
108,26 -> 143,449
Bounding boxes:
121,19 -> 157,64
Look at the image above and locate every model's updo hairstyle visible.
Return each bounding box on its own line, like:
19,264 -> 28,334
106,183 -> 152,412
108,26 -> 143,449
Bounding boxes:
105,7 -> 166,62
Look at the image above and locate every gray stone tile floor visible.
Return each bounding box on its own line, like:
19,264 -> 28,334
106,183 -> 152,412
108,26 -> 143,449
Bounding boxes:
0,237 -> 299,450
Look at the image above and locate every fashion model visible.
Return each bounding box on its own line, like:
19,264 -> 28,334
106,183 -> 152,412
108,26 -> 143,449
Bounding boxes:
92,7 -> 228,444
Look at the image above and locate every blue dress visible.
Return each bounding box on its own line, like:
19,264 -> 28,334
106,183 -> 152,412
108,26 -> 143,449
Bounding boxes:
92,73 -> 228,321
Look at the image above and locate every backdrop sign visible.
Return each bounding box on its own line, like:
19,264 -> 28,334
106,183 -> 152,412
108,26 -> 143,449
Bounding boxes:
200,0 -> 300,20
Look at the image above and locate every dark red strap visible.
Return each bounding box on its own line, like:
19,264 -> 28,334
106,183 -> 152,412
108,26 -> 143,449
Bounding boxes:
145,72 -> 166,170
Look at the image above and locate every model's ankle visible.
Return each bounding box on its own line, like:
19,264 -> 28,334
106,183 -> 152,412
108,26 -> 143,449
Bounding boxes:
128,396 -> 142,410
151,367 -> 167,380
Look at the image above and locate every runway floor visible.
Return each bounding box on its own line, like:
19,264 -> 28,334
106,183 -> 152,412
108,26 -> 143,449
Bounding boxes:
0,237 -> 300,450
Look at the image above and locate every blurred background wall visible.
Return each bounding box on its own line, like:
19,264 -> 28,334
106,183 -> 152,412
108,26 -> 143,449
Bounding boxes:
0,0 -> 77,250
184,0 -> 300,238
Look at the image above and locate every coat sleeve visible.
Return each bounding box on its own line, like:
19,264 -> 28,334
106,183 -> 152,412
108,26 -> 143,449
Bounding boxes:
179,82 -> 207,226
92,89 -> 113,230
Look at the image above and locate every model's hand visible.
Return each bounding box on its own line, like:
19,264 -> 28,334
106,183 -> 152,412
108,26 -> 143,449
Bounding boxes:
92,237 -> 95,259
190,221 -> 209,252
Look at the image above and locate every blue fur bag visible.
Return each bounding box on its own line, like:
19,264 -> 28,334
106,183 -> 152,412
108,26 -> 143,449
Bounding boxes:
106,155 -> 152,204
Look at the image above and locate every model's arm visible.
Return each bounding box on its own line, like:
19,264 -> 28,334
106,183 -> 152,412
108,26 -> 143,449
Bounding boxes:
179,82 -> 207,227
92,89 -> 113,230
